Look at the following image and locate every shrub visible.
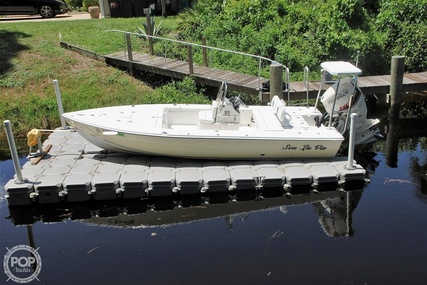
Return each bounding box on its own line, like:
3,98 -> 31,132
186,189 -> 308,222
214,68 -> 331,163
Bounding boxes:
175,0 -> 426,78
375,0 -> 427,72
64,0 -> 82,10
137,17 -> 164,40
83,0 -> 99,8
143,77 -> 209,104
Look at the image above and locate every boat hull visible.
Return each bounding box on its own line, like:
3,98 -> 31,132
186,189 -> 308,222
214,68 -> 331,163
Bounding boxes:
63,103 -> 344,160
69,120 -> 343,160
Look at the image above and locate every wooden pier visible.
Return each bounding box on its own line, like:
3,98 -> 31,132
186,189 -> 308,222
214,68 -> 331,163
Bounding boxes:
60,42 -> 427,101
104,51 -> 427,99
4,130 -> 367,206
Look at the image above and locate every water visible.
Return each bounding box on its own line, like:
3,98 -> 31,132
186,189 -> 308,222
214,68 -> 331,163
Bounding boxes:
1,140 -> 427,284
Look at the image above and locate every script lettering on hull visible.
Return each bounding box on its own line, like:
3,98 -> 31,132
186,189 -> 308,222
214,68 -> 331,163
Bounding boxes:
282,144 -> 327,151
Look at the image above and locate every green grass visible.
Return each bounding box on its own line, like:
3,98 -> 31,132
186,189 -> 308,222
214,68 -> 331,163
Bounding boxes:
0,16 -> 183,141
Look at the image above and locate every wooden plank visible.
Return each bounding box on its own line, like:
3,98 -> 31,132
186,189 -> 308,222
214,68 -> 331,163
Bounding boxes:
359,76 -> 390,87
200,68 -> 218,78
206,69 -> 228,79
405,72 -> 427,81
163,60 -> 185,69
239,77 -> 263,89
404,73 -> 427,83
31,144 -> 52,165
150,57 -> 170,65
173,63 -> 191,73
223,73 -> 249,83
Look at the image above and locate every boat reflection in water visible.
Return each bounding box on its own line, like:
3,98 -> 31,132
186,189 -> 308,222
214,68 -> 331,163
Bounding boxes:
7,186 -> 364,238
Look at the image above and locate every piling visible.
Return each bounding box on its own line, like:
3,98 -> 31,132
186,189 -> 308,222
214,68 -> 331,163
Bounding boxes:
386,56 -> 405,167
3,120 -> 26,183
389,56 -> 405,117
386,115 -> 400,167
270,63 -> 283,100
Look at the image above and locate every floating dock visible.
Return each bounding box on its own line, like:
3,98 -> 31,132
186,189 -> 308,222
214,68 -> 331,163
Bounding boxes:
4,130 -> 367,206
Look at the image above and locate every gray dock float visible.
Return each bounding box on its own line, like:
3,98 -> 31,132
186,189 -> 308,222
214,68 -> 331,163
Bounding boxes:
4,130 -> 367,206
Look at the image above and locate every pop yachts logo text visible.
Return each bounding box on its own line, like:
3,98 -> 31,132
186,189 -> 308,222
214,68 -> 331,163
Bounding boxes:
4,245 -> 42,283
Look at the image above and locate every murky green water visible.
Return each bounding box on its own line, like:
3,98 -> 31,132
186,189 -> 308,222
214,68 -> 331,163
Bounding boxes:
1,135 -> 427,284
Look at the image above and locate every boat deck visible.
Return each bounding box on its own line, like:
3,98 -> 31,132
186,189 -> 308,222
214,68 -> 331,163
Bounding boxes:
4,130 -> 367,206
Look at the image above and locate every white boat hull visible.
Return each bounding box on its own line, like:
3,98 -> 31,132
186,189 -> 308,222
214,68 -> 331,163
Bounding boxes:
61,62 -> 382,160
63,102 -> 344,160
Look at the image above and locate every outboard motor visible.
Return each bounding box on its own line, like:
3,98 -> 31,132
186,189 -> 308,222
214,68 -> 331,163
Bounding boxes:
320,77 -> 380,145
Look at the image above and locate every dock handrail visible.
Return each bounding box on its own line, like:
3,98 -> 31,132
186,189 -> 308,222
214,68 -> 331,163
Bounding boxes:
303,66 -> 310,107
284,66 -> 290,104
105,29 -> 288,93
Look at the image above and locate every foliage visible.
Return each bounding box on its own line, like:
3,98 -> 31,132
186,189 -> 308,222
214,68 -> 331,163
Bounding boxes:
82,0 -> 99,8
64,0 -> 82,10
143,77 -> 209,104
174,0 -> 426,78
0,18 -> 172,138
176,0 -> 224,38
137,16 -> 164,40
65,0 -> 98,10
2,1 -> 427,139
375,0 -> 427,72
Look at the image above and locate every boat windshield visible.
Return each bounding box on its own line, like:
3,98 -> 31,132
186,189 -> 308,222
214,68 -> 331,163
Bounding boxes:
228,96 -> 246,113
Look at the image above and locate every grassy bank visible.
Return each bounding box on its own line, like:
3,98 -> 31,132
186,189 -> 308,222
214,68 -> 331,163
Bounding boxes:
0,16 -> 178,142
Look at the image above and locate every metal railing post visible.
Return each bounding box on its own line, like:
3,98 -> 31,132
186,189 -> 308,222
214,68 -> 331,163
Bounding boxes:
202,37 -> 208,67
328,76 -> 341,128
257,58 -> 262,92
53,79 -> 67,129
304,66 -> 310,107
314,69 -> 324,110
346,113 -> 357,169
209,49 -> 212,78
164,41 -> 167,67
284,66 -> 290,104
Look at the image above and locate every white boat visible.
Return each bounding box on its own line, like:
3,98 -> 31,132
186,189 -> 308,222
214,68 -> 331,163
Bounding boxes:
62,61 -> 380,160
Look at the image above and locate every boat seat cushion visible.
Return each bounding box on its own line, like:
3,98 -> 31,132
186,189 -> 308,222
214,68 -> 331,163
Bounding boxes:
271,95 -> 285,114
271,95 -> 291,127
252,109 -> 284,131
